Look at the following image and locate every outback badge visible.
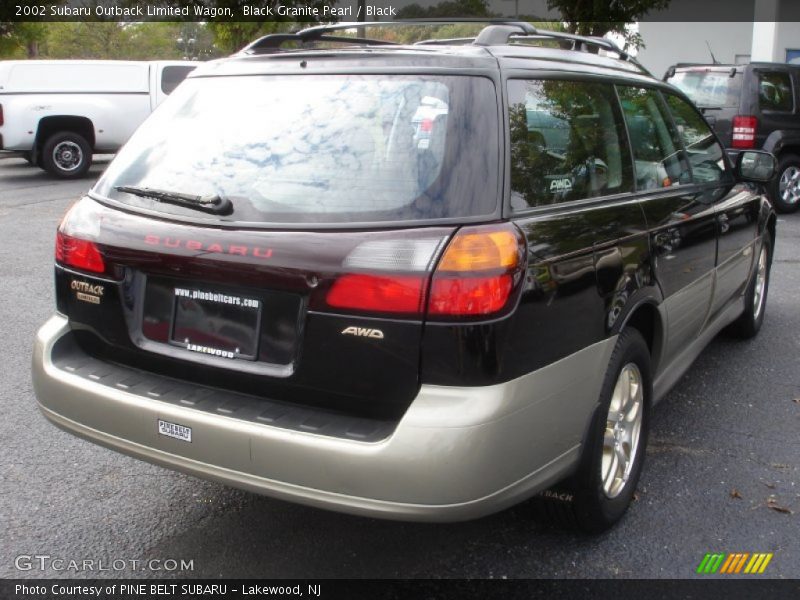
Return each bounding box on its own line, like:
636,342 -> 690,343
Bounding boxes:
71,279 -> 104,304
341,326 -> 384,339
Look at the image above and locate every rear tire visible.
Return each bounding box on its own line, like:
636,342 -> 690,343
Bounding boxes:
730,233 -> 771,339
533,329 -> 651,533
41,131 -> 92,179
770,154 -> 800,213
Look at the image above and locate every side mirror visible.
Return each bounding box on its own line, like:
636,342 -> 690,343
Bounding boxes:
736,150 -> 776,183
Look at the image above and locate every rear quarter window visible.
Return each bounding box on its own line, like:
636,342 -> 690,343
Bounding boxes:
508,79 -> 633,209
758,71 -> 794,111
160,65 -> 195,95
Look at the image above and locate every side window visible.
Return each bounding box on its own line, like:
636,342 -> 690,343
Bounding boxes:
663,93 -> 733,185
508,79 -> 633,209
161,66 -> 195,95
758,71 -> 793,111
616,86 -> 691,190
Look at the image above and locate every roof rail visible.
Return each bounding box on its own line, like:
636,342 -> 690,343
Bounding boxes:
239,20 -> 653,76
240,19 -> 549,54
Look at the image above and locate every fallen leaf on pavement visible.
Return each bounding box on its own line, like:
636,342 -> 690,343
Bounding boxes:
766,496 -> 793,514
730,489 -> 743,499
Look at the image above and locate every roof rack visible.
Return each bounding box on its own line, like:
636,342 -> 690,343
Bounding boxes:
240,20 -> 541,54
239,20 -> 652,75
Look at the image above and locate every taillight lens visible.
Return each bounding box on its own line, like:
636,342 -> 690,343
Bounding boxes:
327,274 -> 426,314
323,224 -> 525,319
428,224 -> 525,317
55,230 -> 105,274
732,115 -> 757,149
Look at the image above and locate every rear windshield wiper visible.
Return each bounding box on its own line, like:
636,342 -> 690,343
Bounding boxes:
114,185 -> 233,215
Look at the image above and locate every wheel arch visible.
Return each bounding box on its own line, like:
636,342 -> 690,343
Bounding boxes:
35,116 -> 95,152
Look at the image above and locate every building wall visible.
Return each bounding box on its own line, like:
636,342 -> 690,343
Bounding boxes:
637,22 -> 754,79
773,22 -> 800,62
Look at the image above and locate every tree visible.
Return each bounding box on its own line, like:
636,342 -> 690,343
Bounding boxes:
546,0 -> 670,50
0,22 -> 46,58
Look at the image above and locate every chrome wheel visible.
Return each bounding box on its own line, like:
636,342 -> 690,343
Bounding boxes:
602,363 -> 643,498
52,141 -> 83,172
779,165 -> 800,206
753,244 -> 768,321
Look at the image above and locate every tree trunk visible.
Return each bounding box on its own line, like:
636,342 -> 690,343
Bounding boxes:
26,41 -> 39,58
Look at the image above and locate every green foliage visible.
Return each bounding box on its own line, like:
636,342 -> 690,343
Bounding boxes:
0,22 -> 46,58
546,0 -> 671,49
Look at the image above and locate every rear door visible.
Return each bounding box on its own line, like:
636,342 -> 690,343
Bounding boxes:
662,91 -> 759,320
616,85 -> 718,365
750,66 -> 798,148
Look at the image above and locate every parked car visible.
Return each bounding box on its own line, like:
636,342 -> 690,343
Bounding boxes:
665,62 -> 800,213
0,60 -> 196,178
33,22 -> 777,533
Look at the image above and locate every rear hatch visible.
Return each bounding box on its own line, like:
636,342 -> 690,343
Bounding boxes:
665,66 -> 743,146
55,70 -> 511,420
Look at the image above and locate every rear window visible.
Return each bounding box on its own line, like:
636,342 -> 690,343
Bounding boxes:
94,74 -> 499,225
667,70 -> 742,108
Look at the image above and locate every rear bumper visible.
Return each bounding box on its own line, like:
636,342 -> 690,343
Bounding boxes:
33,314 -> 614,521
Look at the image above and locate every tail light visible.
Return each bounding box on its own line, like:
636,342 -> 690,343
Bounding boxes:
55,201 -> 107,275
55,230 -> 105,274
325,224 -> 526,319
428,224 -> 525,317
732,115 -> 757,149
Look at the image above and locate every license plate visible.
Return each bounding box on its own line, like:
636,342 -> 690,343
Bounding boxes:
158,419 -> 192,442
171,286 -> 262,360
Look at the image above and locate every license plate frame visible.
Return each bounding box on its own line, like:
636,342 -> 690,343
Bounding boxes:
169,286 -> 262,361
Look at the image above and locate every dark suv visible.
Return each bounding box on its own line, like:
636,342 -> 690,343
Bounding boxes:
666,62 -> 800,213
33,22 -> 777,532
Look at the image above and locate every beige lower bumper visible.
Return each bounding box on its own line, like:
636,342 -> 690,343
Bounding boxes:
33,315 -> 613,521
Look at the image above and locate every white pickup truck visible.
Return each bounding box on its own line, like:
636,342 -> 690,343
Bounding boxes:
0,60 -> 196,178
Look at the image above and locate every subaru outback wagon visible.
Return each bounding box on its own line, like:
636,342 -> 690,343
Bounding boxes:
33,22 -> 777,532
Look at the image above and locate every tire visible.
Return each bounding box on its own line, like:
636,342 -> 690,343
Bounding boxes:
770,153 -> 800,214
533,329 -> 651,533
40,131 -> 92,179
730,233 -> 771,339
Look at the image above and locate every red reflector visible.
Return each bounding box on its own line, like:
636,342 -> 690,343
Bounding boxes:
428,274 -> 513,316
731,115 -> 757,149
420,118 -> 434,133
327,273 -> 426,314
56,230 -> 105,274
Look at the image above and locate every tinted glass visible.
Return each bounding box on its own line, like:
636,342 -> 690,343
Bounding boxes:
667,70 -> 742,108
617,86 -> 691,190
508,79 -> 633,209
758,71 -> 794,111
160,66 -> 195,95
96,75 -> 499,225
663,93 -> 733,185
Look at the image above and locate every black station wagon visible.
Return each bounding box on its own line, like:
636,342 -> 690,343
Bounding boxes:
33,22 -> 777,532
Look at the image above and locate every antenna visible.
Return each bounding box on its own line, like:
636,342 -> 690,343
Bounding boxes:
705,41 -> 720,65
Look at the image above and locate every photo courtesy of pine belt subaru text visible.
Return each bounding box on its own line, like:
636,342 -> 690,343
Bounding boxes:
32,21 -> 778,533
